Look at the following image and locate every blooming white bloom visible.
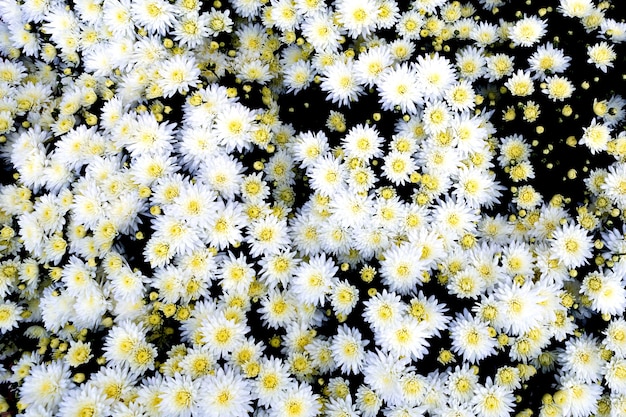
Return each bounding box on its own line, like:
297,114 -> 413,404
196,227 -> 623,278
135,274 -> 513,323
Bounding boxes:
587,41 -> 617,72
377,63 -> 423,115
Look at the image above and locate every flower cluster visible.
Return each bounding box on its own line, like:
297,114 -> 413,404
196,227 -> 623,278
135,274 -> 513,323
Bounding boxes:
0,0 -> 625,416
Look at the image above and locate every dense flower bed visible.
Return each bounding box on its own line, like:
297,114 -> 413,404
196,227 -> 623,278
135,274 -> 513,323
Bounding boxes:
0,0 -> 625,416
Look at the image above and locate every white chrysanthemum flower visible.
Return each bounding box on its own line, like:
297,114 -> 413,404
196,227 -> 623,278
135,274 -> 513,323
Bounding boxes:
470,21 -> 500,46
355,385 -> 383,417
449,310 -> 497,364
320,60 -> 363,107
362,289 -> 407,330
379,243 -> 427,295
542,74 -> 575,102
604,318 -> 626,357
485,53 -> 515,81
341,123 -> 384,160
559,334 -> 604,383
581,271 -> 626,316
414,53 -> 456,99
354,45 -> 393,88
471,379 -> 516,417
579,118 -> 611,154
587,41 -> 617,73
446,364 -> 479,403
336,0 -> 379,38
558,376 -> 603,417
157,53 -> 201,98
362,349 -> 409,405
0,301 -> 22,334
283,60 -> 314,94
456,46 -> 486,81
331,324 -> 368,375
444,80 -> 476,112
158,375 -> 201,417
307,155 -> 347,196
19,360 -> 72,410
378,316 -> 430,361
330,280 -> 360,317
505,69 -> 535,97
528,42 -> 571,80
199,313 -> 249,359
197,367 -> 253,417
508,15 -> 546,47
131,0 -> 177,35
377,62 -> 423,115
253,357 -> 292,407
381,150 -> 416,186
558,0 -> 595,18
291,253 -> 337,306
549,222 -> 594,268
300,11 -> 342,52
269,382 -> 321,417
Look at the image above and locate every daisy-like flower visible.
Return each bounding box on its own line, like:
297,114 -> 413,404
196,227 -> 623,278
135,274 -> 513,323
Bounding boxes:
549,222 -> 594,269
269,382 -> 321,417
508,15 -> 546,47
471,379 -> 516,417
197,366 -> 253,417
131,0 -> 177,35
579,118 -> 611,154
581,270 -> 626,316
558,334 -> 604,383
363,289 -> 407,330
381,150 -> 416,186
336,0 -> 379,39
528,42 -> 571,80
254,357 -> 292,407
341,123 -> 384,161
431,197 -> 480,238
587,41 -> 617,73
19,360 -> 72,410
603,318 -> 626,357
470,21 -> 500,46
0,300 -> 22,334
158,375 -> 201,417
605,356 -> 626,394
355,385 -> 383,417
455,46 -> 486,81
485,53 -> 515,81
283,60 -> 314,94
291,253 -> 337,306
449,310 -> 498,364
246,214 -> 290,258
320,60 -> 363,107
331,324 -> 368,375
446,364 -> 480,403
307,155 -> 347,196
558,376 -> 603,417
213,103 -> 257,153
379,243 -> 427,295
453,166 -> 503,209
300,11 -> 343,52
505,69 -> 535,97
377,63 -> 423,115
542,74 -> 575,102
157,53 -> 201,98
199,313 -> 249,359
354,45 -> 393,88
558,0 -> 595,18
414,53 -> 456,100
514,184 -> 542,210
444,80 -> 476,112
57,385 -> 114,417
378,316 -> 430,361
602,163 -> 626,209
